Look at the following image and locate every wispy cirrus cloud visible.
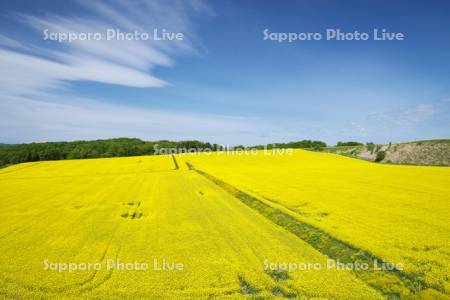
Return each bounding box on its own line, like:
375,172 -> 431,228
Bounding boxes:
0,0 -> 209,96
366,104 -> 435,128
0,0 -> 276,144
338,102 -> 449,143
0,0 -> 288,145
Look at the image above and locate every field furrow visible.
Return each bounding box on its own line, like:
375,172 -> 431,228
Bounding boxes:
181,150 -> 450,298
0,155 -> 384,299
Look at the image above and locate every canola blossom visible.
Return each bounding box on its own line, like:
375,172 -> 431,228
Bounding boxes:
0,152 -> 448,298
182,150 -> 450,297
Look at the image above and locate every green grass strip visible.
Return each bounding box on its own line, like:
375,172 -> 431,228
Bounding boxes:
187,162 -> 445,299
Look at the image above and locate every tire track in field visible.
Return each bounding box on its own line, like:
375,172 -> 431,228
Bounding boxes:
0,216 -> 123,297
67,221 -> 123,293
171,155 -> 179,170
0,174 -> 130,296
74,173 -> 157,295
75,245 -> 122,295
186,172 -> 302,298
59,175 -> 146,295
0,165 -> 157,297
187,162 -> 446,299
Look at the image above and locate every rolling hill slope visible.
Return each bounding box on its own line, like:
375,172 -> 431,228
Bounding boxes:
182,149 -> 450,297
0,155 -> 383,299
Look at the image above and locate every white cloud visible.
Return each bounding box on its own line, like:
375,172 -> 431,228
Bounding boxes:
0,0 -> 206,96
0,1 -> 306,145
1,0 -> 270,144
0,48 -> 167,97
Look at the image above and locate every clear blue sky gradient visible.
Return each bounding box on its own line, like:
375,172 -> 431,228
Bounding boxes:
0,0 -> 449,145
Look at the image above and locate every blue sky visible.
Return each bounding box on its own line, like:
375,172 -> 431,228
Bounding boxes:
0,0 -> 449,145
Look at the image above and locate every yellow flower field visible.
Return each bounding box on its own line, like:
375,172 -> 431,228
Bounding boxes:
0,155 -> 386,299
181,150 -> 450,297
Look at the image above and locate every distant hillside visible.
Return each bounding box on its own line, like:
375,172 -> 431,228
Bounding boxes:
323,139 -> 450,166
1,138 -> 448,168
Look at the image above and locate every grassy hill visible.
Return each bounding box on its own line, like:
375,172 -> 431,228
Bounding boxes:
322,139 -> 450,166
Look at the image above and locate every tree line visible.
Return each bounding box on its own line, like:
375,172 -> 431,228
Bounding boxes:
252,140 -> 327,150
0,138 -> 339,168
0,138 -> 219,168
